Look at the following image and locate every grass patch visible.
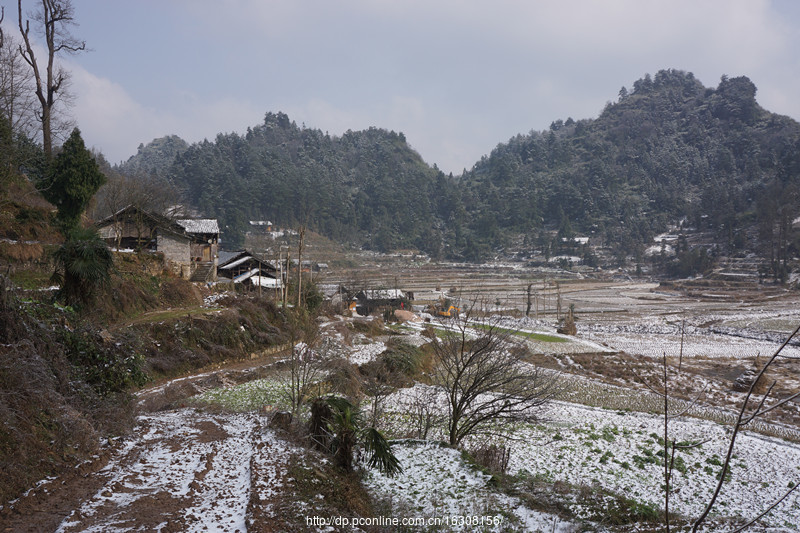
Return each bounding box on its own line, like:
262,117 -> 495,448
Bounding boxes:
124,306 -> 219,327
191,377 -> 288,412
474,324 -> 568,343
9,268 -> 53,290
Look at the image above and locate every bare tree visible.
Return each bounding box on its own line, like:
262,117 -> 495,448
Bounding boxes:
633,352 -> 708,533
296,225 -> 305,308
691,324 -> 800,532
639,323 -> 800,531
0,32 -> 38,139
430,305 -> 561,447
406,384 -> 444,440
17,0 -> 85,158
281,312 -> 331,418
91,169 -> 180,221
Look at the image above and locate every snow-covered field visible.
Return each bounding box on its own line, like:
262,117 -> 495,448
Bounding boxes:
584,329 -> 800,359
370,380 -> 800,531
348,340 -> 386,365
507,401 -> 800,529
579,319 -> 800,360
364,441 -> 580,532
118,291 -> 800,531
56,410 -> 296,533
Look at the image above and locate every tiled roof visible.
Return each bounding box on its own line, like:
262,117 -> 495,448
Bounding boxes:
176,219 -> 219,234
219,255 -> 254,270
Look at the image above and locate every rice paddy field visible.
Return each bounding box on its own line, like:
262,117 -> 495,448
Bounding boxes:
180,269 -> 800,530
42,268 -> 800,532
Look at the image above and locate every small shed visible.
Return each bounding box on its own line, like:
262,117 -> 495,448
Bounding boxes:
217,250 -> 279,286
354,288 -> 409,316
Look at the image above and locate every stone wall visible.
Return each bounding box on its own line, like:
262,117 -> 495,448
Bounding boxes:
157,233 -> 191,277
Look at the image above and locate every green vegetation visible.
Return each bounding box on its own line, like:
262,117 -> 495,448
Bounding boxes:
120,71 -> 800,269
40,128 -> 106,233
460,70 -> 800,274
159,115 -> 455,251
309,396 -> 402,477
51,228 -> 114,309
475,323 -> 569,343
193,378 -> 286,411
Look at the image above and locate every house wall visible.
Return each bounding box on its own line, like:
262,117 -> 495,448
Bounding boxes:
98,225 -> 118,241
98,219 -> 157,248
189,242 -> 219,262
157,233 -> 192,277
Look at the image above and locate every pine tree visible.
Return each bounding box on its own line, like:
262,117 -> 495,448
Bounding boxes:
41,128 -> 106,233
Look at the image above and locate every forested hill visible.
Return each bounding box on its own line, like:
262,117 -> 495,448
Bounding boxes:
458,69 -> 800,264
119,135 -> 189,176
121,70 -> 800,263
142,113 -> 460,253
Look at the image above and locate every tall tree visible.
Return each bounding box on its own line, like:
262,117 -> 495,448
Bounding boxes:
17,0 -> 85,158
42,127 -> 105,232
0,31 -> 38,139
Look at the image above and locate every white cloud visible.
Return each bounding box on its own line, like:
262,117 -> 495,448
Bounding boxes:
70,62 -> 262,163
60,0 -> 800,173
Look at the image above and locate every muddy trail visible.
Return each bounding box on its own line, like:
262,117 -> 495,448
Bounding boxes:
0,355 -> 310,533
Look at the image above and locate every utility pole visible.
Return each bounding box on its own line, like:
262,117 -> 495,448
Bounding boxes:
276,247 -> 281,302
525,283 -> 533,317
283,249 -> 290,309
556,281 -> 562,320
297,226 -> 306,309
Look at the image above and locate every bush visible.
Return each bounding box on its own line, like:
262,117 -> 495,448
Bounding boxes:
52,228 -> 113,309
159,278 -> 202,307
61,328 -> 148,395
379,339 -> 424,376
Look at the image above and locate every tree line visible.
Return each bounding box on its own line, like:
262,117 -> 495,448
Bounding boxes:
118,70 -> 800,271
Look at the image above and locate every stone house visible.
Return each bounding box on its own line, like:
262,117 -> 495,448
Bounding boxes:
96,205 -> 219,281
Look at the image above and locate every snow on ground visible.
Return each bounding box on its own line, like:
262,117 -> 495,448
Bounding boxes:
376,384 -> 800,531
364,441 -> 580,532
507,401 -> 800,530
479,316 -> 616,355
56,410 -> 295,533
203,291 -> 232,307
192,379 -> 286,411
580,320 -> 800,359
348,340 -> 386,365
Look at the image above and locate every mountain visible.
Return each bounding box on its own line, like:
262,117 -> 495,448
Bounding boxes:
458,70 -> 800,266
156,113 -> 461,253
119,135 -> 189,176
119,70 -> 800,270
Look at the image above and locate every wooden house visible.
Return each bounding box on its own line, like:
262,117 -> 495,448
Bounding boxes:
217,250 -> 280,287
354,288 -> 410,316
96,205 -> 219,281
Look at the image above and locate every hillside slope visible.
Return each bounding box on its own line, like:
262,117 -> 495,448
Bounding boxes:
120,70 -> 800,266
162,113 -> 460,253
459,70 -> 800,267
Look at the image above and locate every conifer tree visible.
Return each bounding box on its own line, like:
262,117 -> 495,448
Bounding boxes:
42,127 -> 105,233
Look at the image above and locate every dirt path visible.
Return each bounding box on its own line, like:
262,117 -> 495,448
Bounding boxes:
53,410 -> 296,533
0,349 -> 296,533
1,409 -> 299,533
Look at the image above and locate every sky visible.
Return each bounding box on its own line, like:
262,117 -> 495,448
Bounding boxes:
6,0 -> 800,174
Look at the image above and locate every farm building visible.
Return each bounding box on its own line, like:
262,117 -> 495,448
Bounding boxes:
354,288 -> 412,315
217,250 -> 280,287
96,205 -> 219,281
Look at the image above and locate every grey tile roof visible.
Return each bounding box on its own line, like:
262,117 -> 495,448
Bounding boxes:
176,219 -> 219,234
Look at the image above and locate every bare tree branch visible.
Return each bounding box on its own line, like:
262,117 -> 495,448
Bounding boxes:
430,303 -> 561,447
16,0 -> 85,157
692,323 -> 800,532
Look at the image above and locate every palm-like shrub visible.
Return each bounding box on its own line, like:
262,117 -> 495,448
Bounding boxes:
52,228 -> 114,308
309,396 -> 402,477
